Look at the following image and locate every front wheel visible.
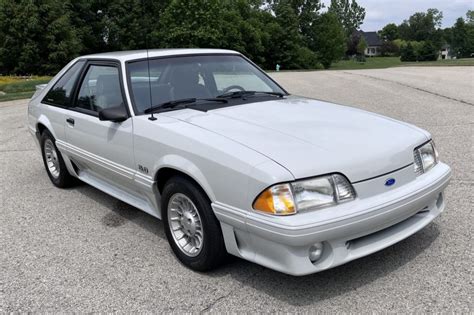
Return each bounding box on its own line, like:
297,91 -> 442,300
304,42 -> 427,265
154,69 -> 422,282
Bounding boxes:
162,176 -> 227,271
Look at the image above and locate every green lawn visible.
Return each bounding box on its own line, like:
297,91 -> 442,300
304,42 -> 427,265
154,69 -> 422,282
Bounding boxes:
402,58 -> 474,67
0,76 -> 51,102
331,57 -> 402,70
330,57 -> 474,71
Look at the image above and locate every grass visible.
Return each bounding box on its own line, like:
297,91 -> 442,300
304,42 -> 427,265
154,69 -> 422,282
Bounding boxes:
0,76 -> 51,102
330,57 -> 474,71
402,58 -> 474,67
331,57 -> 402,70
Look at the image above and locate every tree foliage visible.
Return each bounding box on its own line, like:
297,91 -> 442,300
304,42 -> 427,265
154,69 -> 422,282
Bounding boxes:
398,8 -> 443,44
0,0 -> 81,75
356,35 -> 367,55
328,0 -> 365,36
380,23 -> 398,41
308,12 -> 345,69
400,42 -> 416,61
450,17 -> 474,58
0,0 -> 348,74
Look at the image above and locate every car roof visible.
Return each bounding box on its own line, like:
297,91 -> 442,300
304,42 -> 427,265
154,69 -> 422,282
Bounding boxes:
80,48 -> 241,62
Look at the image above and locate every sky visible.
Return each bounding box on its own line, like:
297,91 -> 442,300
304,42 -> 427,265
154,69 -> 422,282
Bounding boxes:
321,0 -> 473,31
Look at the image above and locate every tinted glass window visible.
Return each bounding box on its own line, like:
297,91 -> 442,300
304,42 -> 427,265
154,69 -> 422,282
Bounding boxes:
43,60 -> 85,106
127,55 -> 284,114
76,65 -> 124,112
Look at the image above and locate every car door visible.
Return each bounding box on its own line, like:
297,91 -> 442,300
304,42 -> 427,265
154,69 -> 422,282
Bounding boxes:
64,60 -> 136,191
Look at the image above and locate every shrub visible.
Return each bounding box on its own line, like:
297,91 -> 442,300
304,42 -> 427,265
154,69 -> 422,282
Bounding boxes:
400,42 -> 417,61
418,41 -> 438,61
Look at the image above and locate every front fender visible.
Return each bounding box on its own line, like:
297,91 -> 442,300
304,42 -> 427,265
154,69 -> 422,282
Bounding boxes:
153,154 -> 216,202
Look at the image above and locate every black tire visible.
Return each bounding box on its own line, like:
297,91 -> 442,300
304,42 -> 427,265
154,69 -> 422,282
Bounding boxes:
161,176 -> 227,271
40,130 -> 75,188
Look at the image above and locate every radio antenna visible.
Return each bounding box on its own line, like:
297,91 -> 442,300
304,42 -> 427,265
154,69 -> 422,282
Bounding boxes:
142,0 -> 156,121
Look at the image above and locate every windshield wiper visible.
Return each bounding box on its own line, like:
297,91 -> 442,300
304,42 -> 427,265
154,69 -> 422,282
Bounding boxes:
144,98 -> 228,114
216,91 -> 286,99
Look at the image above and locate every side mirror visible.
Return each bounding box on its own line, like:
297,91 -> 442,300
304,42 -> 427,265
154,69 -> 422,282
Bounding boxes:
99,106 -> 128,123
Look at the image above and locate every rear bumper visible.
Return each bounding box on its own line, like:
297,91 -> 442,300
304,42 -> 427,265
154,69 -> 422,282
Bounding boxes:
213,162 -> 451,276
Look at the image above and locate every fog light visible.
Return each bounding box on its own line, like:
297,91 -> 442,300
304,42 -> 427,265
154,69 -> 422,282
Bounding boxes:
309,242 -> 324,263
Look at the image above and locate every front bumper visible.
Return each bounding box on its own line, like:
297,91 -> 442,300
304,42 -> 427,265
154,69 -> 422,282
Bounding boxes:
213,162 -> 451,276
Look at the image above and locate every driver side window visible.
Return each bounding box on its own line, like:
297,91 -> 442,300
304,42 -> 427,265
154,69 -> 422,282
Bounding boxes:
76,65 -> 124,113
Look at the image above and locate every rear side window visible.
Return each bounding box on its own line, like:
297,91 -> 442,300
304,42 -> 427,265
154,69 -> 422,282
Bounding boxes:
43,60 -> 85,106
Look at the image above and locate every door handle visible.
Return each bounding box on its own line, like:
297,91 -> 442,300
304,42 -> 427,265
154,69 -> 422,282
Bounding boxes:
66,118 -> 75,125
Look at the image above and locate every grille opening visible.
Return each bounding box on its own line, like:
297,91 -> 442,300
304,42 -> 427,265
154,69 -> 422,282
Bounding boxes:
417,206 -> 430,213
345,206 -> 431,250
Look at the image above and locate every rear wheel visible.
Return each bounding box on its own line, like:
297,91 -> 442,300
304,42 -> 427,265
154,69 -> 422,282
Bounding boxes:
40,130 -> 75,188
162,176 -> 227,271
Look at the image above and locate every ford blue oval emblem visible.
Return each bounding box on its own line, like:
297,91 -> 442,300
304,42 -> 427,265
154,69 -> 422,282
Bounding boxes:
385,178 -> 396,186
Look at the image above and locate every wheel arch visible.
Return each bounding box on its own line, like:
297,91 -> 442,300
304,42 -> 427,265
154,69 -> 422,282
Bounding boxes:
36,115 -> 56,139
153,156 -> 216,203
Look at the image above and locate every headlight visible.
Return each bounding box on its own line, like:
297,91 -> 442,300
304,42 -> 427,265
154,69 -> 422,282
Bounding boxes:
414,140 -> 438,175
253,174 -> 356,215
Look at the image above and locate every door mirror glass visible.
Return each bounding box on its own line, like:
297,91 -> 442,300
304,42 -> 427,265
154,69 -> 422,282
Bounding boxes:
98,106 -> 128,122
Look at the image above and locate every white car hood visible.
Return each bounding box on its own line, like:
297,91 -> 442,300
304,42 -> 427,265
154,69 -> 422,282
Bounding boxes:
166,97 -> 429,182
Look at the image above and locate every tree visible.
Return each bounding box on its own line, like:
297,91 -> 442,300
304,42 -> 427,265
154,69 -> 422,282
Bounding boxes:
467,10 -> 474,25
0,0 -> 80,74
68,1 -> 108,55
265,0 -> 316,69
286,0 -> 324,43
157,0 -> 225,48
418,41 -> 438,61
450,17 -> 474,58
0,0 -> 407,74
356,35 -> 367,55
380,41 -> 399,56
308,12 -> 345,69
328,0 -> 365,36
219,0 -> 268,65
345,31 -> 361,55
39,0 -> 81,74
398,8 -> 443,44
380,23 -> 398,41
400,42 -> 417,61
0,0 -> 41,74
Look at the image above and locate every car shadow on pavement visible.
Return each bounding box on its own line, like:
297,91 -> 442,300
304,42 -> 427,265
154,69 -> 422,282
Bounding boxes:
75,183 -> 440,307
209,223 -> 441,306
75,185 -> 167,240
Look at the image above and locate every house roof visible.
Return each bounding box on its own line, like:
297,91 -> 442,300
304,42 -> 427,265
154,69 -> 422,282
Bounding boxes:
361,32 -> 383,47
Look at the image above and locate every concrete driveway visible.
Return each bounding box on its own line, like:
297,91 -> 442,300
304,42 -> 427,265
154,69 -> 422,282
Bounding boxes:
1,66 -> 472,312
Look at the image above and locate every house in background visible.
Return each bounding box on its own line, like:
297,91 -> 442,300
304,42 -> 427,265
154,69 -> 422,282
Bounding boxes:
439,44 -> 452,60
361,31 -> 383,57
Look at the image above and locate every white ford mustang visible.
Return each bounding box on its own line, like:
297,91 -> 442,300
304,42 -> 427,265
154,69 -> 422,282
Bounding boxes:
28,49 -> 451,276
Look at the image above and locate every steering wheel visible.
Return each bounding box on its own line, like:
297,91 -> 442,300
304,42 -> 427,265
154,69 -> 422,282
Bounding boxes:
222,85 -> 245,93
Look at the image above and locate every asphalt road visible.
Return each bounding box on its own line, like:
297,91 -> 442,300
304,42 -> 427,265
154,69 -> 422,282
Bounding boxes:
1,66 -> 473,312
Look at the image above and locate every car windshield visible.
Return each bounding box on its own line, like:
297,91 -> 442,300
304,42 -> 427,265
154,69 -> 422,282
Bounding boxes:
127,54 -> 286,114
